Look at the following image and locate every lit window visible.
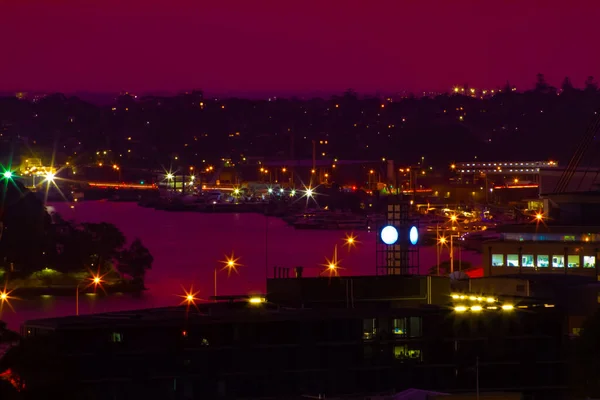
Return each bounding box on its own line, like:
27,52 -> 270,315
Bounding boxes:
393,345 -> 422,361
392,318 -> 406,336
111,332 -> 123,343
363,318 -> 376,340
491,254 -> 504,266
552,255 -> 565,268
522,254 -> 534,267
506,254 -> 519,267
584,256 -> 596,268
568,255 -> 580,268
536,255 -> 549,268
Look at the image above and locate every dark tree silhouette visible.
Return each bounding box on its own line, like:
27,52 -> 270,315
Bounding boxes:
534,73 -> 549,93
561,76 -> 574,92
79,222 -> 126,271
118,238 -> 153,285
585,76 -> 598,93
0,180 -> 53,275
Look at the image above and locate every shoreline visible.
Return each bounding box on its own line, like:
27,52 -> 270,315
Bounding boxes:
8,282 -> 145,298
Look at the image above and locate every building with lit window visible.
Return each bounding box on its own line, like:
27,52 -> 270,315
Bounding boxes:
15,283 -> 570,400
483,224 -> 598,278
483,192 -> 600,279
454,160 -> 558,176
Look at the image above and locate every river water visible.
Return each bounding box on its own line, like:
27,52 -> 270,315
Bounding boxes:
1,201 -> 481,330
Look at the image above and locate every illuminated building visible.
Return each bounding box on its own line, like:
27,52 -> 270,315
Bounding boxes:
455,160 -> 557,175
483,192 -> 600,280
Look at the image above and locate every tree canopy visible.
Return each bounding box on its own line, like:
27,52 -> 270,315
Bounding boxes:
0,180 -> 152,283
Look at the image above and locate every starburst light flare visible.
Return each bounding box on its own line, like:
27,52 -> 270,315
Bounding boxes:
220,253 -> 242,277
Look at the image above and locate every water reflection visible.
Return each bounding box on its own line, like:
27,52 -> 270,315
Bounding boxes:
2,201 -> 482,329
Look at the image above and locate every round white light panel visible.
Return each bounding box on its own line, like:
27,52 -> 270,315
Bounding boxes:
380,225 -> 399,245
409,226 -> 419,245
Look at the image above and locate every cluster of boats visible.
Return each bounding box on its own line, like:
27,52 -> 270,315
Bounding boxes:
283,210 -> 385,230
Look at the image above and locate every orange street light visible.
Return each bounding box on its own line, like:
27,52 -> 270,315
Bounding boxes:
214,253 -> 242,300
179,285 -> 201,312
0,283 -> 15,315
321,245 -> 342,277
76,271 -> 106,316
343,232 -> 360,250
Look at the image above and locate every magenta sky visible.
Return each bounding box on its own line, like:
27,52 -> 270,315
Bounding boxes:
1,0 -> 598,94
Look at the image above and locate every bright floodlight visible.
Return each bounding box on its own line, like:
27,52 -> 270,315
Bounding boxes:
535,213 -> 543,221
305,188 -> 313,197
166,173 -> 174,180
268,188 -> 273,193
280,188 -> 284,193
44,172 -> 55,182
380,225 -> 399,245
93,277 -> 101,284
3,171 -> 12,179
0,292 -> 6,300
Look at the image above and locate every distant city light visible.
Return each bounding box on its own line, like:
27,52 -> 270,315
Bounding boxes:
44,172 -> 55,182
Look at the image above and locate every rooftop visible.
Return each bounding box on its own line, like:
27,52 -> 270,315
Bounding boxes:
22,300 -> 444,331
496,223 -> 600,233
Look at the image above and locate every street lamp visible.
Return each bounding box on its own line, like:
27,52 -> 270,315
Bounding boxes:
437,234 -> 447,276
76,272 -> 104,316
179,285 -> 201,313
0,283 -> 15,315
321,245 -> 341,277
343,232 -> 359,251
215,253 -> 242,300
44,172 -> 55,183
446,214 -> 460,273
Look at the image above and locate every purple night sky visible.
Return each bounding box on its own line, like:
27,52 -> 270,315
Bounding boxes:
1,0 -> 598,94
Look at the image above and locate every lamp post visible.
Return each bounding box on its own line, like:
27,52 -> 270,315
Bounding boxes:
214,254 -> 241,301
76,274 -> 103,316
437,232 -> 447,276
448,214 -> 459,273
448,234 -> 463,274
321,245 -> 341,277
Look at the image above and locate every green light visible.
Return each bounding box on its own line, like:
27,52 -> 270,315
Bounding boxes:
3,171 -> 12,179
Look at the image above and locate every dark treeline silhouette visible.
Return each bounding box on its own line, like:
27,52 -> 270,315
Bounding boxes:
0,180 -> 153,284
1,75 -> 599,169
